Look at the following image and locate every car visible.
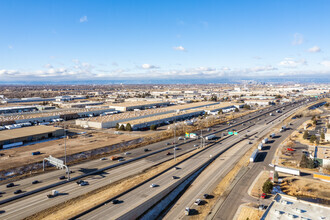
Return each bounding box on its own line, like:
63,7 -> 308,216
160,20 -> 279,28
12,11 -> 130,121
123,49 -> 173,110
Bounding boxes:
150,183 -> 157,188
175,167 -> 180,170
79,181 -> 89,186
14,189 -> 22,194
100,157 -> 107,160
203,194 -> 209,199
166,152 -> 171,155
66,170 -> 74,174
166,143 -> 171,145
59,176 -> 66,180
118,158 -> 125,162
185,207 -> 191,216
261,193 -> 266,199
32,180 -> 39,184
194,199 -> 202,205
178,137 -> 183,140
172,176 -> 178,179
124,152 -> 130,155
193,144 -> 198,147
249,141 -> 252,144
112,199 -> 120,204
6,183 -> 14,188
144,148 -> 149,152
174,147 -> 179,150
76,180 -> 84,185
268,163 -> 274,167
259,205 -> 265,210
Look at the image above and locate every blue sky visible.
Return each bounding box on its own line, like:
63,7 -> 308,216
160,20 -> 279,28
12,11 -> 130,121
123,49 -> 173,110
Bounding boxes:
1,0 -> 330,81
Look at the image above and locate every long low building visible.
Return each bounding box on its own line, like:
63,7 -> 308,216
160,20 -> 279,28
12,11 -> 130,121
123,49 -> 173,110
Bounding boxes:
75,101 -> 221,129
0,125 -> 64,149
118,109 -> 204,131
109,101 -> 170,111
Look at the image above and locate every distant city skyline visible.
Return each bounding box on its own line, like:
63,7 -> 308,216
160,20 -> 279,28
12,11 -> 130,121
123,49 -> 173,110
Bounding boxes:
1,0 -> 330,82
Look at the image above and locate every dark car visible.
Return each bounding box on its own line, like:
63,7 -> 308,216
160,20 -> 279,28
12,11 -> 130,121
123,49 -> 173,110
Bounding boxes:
203,194 -> 210,199
14,189 -> 22,194
59,176 -> 66,180
166,142 -> 170,145
32,180 -> 39,184
166,152 -> 171,155
144,148 -> 149,152
6,183 -> 14,188
76,180 -> 84,185
112,199 -> 120,204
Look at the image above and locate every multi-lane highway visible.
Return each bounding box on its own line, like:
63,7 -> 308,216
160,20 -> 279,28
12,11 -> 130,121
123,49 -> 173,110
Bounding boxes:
0,98 -> 317,219
74,100 -> 312,219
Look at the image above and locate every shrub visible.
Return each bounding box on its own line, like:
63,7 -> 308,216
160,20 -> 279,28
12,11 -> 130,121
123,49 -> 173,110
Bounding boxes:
150,124 -> 158,130
119,124 -> 125,131
125,123 -> 132,131
303,131 -> 309,139
262,178 -> 273,194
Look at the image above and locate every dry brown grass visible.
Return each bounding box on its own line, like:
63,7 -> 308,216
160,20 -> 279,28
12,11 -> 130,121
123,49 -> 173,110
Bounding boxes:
280,176 -> 330,201
236,204 -> 264,220
25,148 -> 201,220
250,171 -> 270,198
189,138 -> 258,220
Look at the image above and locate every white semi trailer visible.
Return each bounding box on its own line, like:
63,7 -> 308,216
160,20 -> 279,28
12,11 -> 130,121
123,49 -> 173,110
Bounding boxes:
275,166 -> 300,176
250,149 -> 259,162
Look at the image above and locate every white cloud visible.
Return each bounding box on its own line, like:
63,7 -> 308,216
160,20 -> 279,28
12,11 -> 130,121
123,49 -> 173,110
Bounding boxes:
308,46 -> 321,53
44,64 -> 53,69
320,60 -> 330,67
292,33 -> 304,45
142,64 -> 159,69
249,65 -> 277,72
72,59 -> 80,64
173,46 -> 186,51
80,16 -> 88,23
278,58 -> 307,68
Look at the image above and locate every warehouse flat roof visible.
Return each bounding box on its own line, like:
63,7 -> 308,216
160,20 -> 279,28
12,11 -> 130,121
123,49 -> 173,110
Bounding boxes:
166,101 -> 219,110
262,194 -> 330,220
77,108 -> 170,123
120,109 -> 203,125
197,102 -> 235,110
0,107 -> 112,122
0,125 -> 64,142
109,101 -> 170,107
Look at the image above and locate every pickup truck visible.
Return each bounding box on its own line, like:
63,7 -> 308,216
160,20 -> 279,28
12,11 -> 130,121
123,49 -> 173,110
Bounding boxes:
47,190 -> 59,198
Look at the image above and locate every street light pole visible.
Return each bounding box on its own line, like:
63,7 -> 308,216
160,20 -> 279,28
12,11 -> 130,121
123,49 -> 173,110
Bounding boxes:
174,116 -> 176,162
64,126 -> 67,165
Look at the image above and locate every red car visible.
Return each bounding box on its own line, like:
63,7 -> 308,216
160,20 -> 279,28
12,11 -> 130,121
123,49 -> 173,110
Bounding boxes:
261,193 -> 266,199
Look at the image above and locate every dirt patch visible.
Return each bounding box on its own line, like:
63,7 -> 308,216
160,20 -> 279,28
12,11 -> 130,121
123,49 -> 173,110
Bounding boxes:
25,149 -> 201,220
236,203 -> 264,220
280,176 -> 330,202
250,171 -> 270,198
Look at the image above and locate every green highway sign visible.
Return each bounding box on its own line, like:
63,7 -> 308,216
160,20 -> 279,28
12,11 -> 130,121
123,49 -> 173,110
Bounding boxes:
228,131 -> 233,135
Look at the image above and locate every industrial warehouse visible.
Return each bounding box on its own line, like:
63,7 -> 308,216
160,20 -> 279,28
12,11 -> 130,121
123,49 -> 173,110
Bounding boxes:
118,109 -> 204,130
75,101 -> 236,129
0,125 -> 65,149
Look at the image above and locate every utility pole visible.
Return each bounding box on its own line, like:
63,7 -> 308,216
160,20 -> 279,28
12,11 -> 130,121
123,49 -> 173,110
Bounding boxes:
64,125 -> 67,165
174,116 -> 176,162
201,128 -> 203,148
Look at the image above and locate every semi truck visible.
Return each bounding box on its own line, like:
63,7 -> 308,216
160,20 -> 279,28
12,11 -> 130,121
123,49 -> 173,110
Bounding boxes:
275,166 -> 300,176
270,133 -> 276,138
110,156 -> 122,161
205,134 -> 216,141
250,149 -> 259,162
258,143 -> 263,150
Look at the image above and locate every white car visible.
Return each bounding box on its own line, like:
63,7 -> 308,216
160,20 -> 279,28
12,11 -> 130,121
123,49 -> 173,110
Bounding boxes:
268,163 -> 275,167
124,152 -> 130,155
150,183 -> 157,188
100,157 -> 107,161
194,199 -> 202,205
